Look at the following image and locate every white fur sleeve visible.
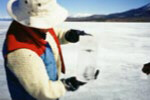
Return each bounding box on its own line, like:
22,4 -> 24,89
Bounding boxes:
54,28 -> 70,44
7,49 -> 66,100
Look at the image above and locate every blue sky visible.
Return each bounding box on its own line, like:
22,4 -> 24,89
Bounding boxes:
58,0 -> 150,15
0,0 -> 150,18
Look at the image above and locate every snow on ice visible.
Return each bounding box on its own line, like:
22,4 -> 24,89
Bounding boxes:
0,21 -> 150,100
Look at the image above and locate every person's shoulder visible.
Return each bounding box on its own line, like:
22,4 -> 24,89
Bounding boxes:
7,49 -> 38,58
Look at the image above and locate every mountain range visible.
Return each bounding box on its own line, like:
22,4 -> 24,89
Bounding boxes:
1,3 -> 150,22
67,3 -> 150,22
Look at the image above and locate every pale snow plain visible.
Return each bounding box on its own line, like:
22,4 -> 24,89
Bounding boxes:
0,21 -> 150,100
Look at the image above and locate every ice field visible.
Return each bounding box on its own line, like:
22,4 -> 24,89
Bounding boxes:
0,21 -> 150,100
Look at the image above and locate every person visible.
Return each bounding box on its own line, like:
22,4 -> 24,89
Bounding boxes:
142,63 -> 150,75
2,0 -> 99,100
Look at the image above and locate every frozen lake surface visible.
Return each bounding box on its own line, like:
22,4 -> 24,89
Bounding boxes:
0,21 -> 150,100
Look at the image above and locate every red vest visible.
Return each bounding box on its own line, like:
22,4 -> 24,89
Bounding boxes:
6,21 -> 65,73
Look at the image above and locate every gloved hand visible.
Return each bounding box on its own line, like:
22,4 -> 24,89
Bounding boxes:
65,29 -> 92,43
142,63 -> 150,75
61,77 -> 86,92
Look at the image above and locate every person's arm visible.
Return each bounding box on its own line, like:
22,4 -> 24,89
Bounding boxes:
54,28 -> 92,44
54,28 -> 69,44
7,49 -> 66,100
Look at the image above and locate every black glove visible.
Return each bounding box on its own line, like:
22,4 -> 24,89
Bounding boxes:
65,29 -> 92,43
61,77 -> 86,91
142,63 -> 150,75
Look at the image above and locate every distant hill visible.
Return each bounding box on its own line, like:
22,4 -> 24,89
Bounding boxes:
0,18 -> 12,21
67,3 -> 150,22
1,3 -> 150,22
